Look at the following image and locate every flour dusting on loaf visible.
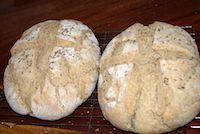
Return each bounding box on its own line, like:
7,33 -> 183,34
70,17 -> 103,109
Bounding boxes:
98,22 -> 200,133
4,20 -> 100,120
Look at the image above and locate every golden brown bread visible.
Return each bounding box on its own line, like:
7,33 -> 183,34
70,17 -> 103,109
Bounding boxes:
98,22 -> 200,133
4,20 -> 100,120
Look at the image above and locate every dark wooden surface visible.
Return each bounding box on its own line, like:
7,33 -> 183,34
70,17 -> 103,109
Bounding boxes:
0,0 -> 200,133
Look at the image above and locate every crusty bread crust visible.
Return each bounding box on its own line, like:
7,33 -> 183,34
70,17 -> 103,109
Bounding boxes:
4,20 -> 100,120
98,22 -> 200,133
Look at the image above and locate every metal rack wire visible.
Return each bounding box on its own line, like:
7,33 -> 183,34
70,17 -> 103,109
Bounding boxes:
0,26 -> 199,134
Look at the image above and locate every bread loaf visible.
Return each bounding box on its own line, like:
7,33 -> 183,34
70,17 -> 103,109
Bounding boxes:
4,20 -> 100,120
98,22 -> 200,133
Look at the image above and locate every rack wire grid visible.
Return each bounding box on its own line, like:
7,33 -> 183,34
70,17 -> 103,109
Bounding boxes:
0,26 -> 199,134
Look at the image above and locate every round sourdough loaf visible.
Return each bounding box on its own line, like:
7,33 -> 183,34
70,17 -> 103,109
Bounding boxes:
4,20 -> 100,120
98,22 -> 200,133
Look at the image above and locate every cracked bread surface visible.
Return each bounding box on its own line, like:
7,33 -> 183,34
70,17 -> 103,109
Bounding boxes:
4,20 -> 100,120
98,22 -> 200,133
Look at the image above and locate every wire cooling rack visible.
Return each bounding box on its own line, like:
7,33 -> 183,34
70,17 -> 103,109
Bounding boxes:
0,26 -> 199,134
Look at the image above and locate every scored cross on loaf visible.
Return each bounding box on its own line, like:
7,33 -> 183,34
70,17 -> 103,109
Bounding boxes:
98,22 -> 200,133
4,20 -> 100,120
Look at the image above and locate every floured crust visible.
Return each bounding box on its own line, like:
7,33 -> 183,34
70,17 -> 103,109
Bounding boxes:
4,20 -> 100,120
98,22 -> 200,133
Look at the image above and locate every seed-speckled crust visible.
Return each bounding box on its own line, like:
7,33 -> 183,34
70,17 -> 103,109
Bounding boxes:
98,22 -> 200,133
4,20 -> 100,120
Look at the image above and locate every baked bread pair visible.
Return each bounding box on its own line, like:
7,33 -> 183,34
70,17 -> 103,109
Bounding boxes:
4,20 -> 200,133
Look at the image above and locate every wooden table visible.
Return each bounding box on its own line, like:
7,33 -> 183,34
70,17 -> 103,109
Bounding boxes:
0,0 -> 200,133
